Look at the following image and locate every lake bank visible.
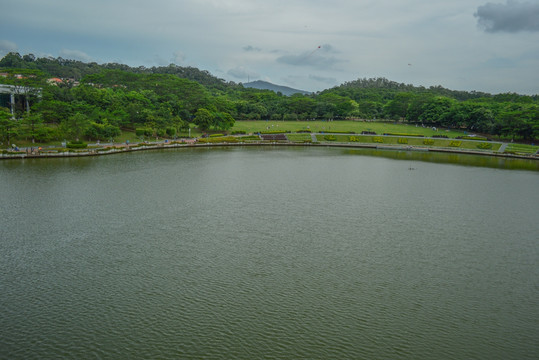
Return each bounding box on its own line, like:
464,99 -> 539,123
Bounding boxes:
2,136 -> 538,160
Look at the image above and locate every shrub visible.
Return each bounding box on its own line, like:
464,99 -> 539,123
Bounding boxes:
260,130 -> 290,134
66,141 -> 88,149
231,130 -> 246,135
238,135 -> 260,140
361,131 -> 377,135
321,130 -> 355,134
324,135 -> 337,141
432,135 -> 448,138
398,138 -> 408,144
477,142 -> 492,149
198,136 -> 238,143
136,128 -> 153,137
423,139 -> 435,145
457,136 -> 488,141
449,141 -> 462,147
156,129 -> 166,137
166,128 -> 176,137
383,133 -> 424,137
209,134 -> 224,137
297,130 -> 312,133
373,136 -> 384,143
349,136 -> 360,142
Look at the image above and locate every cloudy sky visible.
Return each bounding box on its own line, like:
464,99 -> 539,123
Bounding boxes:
1,0 -> 539,94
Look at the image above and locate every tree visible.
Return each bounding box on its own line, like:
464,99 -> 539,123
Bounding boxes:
0,107 -> 19,145
213,112 -> 235,130
62,113 -> 90,140
21,112 -> 43,143
193,108 -> 213,130
384,92 -> 414,120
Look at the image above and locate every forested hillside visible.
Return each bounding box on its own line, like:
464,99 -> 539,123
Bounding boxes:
1,52 -> 538,145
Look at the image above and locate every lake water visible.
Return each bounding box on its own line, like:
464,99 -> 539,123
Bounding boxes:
1,147 -> 538,359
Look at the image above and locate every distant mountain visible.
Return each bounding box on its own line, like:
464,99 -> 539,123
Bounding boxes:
243,80 -> 311,96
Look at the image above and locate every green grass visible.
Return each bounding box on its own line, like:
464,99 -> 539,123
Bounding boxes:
286,133 -> 312,142
230,120 -> 466,138
505,143 -> 539,154
313,134 -> 502,151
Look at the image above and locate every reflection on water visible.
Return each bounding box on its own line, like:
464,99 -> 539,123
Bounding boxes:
342,148 -> 539,171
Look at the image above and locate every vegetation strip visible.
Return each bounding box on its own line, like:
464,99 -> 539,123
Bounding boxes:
2,136 -> 536,161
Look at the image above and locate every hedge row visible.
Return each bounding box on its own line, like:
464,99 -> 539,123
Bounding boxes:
457,136 -> 489,141
320,130 -> 356,134
383,133 -> 424,137
198,136 -> 238,143
259,130 -> 291,134
67,141 -> 88,149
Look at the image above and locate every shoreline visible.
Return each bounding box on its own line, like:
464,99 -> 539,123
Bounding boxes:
1,140 -> 537,161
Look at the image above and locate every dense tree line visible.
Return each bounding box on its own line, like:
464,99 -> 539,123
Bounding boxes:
0,52 -> 538,145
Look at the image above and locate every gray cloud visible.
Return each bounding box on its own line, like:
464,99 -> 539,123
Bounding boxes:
59,48 -> 92,62
0,40 -> 17,56
227,66 -> 260,79
171,51 -> 186,64
276,44 -> 344,68
475,1 -> 539,33
484,56 -> 517,68
309,74 -> 338,84
243,45 -> 261,52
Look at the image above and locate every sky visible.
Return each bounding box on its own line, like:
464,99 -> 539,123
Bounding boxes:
1,0 -> 539,94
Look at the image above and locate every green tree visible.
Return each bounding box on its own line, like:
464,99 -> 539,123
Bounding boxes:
21,112 -> 43,143
193,108 -> 213,130
62,112 -> 90,140
213,112 -> 235,130
0,107 -> 19,146
384,92 -> 414,120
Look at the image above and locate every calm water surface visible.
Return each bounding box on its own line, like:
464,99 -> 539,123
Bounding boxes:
1,147 -> 538,359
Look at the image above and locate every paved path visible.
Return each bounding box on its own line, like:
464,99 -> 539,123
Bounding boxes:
498,143 -> 508,153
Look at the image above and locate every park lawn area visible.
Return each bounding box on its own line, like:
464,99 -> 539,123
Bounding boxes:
230,120 -> 465,138
286,133 -> 312,142
315,133 -> 502,151
504,143 -> 539,154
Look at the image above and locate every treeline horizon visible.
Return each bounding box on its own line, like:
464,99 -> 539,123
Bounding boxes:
0,52 -> 538,144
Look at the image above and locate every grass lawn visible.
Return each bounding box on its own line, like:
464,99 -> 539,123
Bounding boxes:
230,120 -> 466,138
505,143 -> 539,154
2,121 -> 531,157
315,134 -> 502,151
286,133 -> 312,142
